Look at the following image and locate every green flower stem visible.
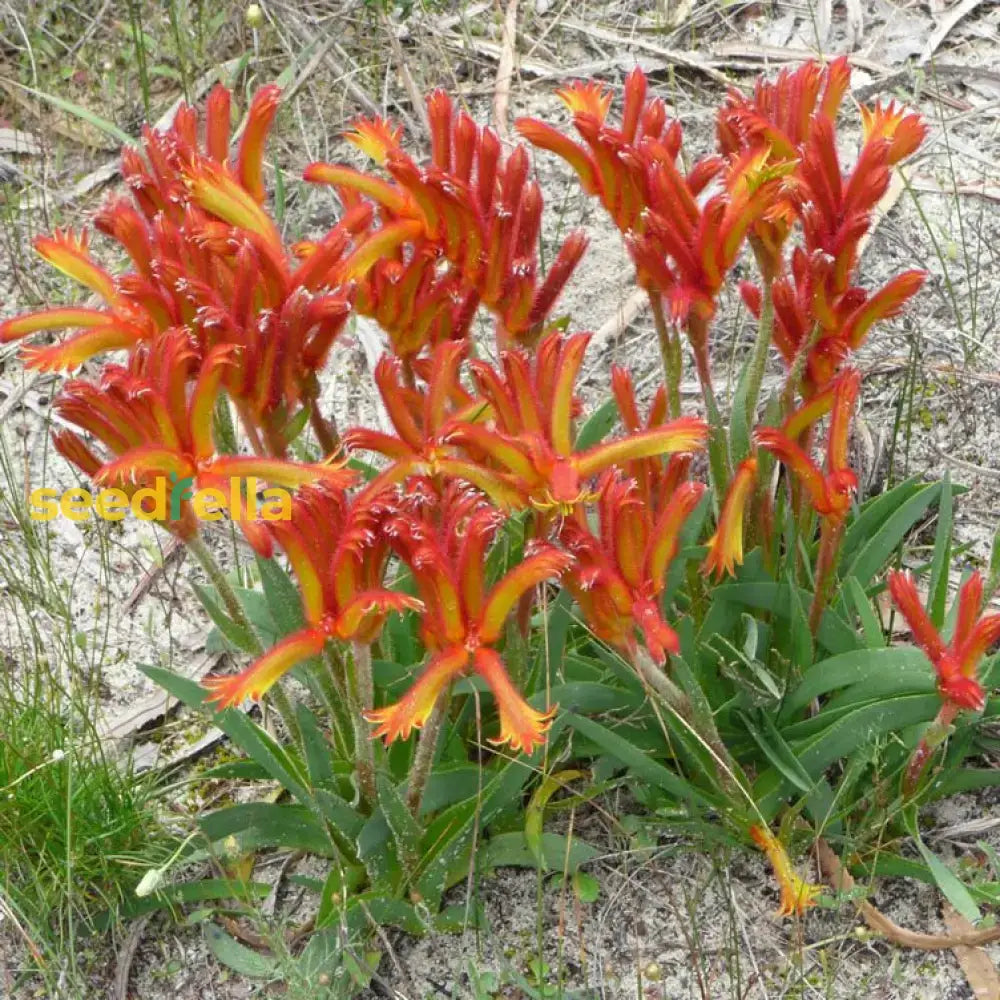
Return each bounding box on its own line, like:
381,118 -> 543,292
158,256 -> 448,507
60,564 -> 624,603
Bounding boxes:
187,534 -> 259,648
651,293 -> 729,495
309,405 -> 339,456
261,675 -> 302,746
808,517 -> 845,638
650,293 -> 683,420
406,691 -> 449,817
743,279 -> 774,431
234,400 -> 266,456
904,702 -> 959,796
632,647 -> 689,713
350,641 -> 377,806
317,649 -> 353,760
186,533 -> 302,745
691,343 -> 732,501
633,648 -> 738,797
782,322 -> 823,418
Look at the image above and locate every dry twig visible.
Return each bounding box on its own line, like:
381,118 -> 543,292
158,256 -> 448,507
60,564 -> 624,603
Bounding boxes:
493,0 -> 519,140
920,0 -> 989,65
113,915 -> 153,1000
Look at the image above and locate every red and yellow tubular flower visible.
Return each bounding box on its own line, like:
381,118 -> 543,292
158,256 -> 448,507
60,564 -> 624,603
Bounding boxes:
52,330 -> 353,541
716,57 -> 851,277
305,90 -> 587,345
860,100 -> 927,166
703,457 -> 757,580
202,485 -> 421,709
561,473 -> 704,664
366,490 -> 571,753
351,252 -> 480,359
742,257 -> 925,395
445,332 -> 707,515
610,365 -> 694,509
722,59 -> 926,391
517,68 -> 683,234
749,825 -> 823,918
624,145 -> 785,367
343,342 -> 520,508
887,570 -> 1000,713
755,370 -> 861,525
717,56 -> 851,163
518,67 -> 787,370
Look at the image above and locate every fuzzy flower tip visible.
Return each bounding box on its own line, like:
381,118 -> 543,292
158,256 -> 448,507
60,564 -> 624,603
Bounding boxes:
703,457 -> 757,579
749,824 -> 823,918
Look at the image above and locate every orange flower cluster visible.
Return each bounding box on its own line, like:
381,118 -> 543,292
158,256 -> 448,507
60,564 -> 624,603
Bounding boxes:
305,90 -> 588,350
1,86 -> 370,456
518,69 -> 787,379
724,58 -> 927,396
3,61 -> 928,754
3,81 -> 710,753
888,570 -> 1000,713
516,62 -> 926,581
755,369 -> 861,529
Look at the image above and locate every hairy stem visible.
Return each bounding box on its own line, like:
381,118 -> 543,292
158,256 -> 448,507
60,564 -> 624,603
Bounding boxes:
632,647 -> 689,713
808,517 -> 845,637
904,702 -> 959,796
350,641 -> 377,806
309,405 -> 340,456
650,293 -> 683,420
742,279 -> 774,435
187,534 -> 259,649
317,649 -> 353,759
633,648 -> 738,795
692,342 -> 731,500
187,534 -> 302,744
234,401 -> 266,456
406,692 -> 449,816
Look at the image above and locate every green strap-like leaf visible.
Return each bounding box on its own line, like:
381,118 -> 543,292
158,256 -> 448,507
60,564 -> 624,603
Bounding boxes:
480,831 -> 598,873
198,802 -> 335,856
191,582 -> 259,654
904,810 -> 983,924
781,647 -> 931,720
574,396 -> 619,451
564,712 -> 716,809
255,554 -> 305,635
204,923 -> 278,979
840,482 -> 943,589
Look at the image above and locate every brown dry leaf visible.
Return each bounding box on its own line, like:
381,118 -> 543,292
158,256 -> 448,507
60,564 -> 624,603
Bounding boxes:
816,840 -> 1000,950
943,903 -> 1000,1000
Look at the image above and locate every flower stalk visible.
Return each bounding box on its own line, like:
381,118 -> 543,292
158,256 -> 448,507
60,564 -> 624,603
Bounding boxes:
186,535 -> 307,742
309,405 -> 339,456
350,641 -> 377,805
405,691 -> 450,816
650,293 -> 683,421
742,279 -> 774,436
808,518 -> 845,637
903,702 -> 959,796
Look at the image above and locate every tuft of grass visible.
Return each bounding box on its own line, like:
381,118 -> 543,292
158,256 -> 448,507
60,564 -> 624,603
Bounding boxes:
0,431 -> 173,992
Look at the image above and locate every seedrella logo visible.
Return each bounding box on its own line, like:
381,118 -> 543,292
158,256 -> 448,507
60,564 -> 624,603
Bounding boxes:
29,473 -> 292,524
169,472 -> 195,520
